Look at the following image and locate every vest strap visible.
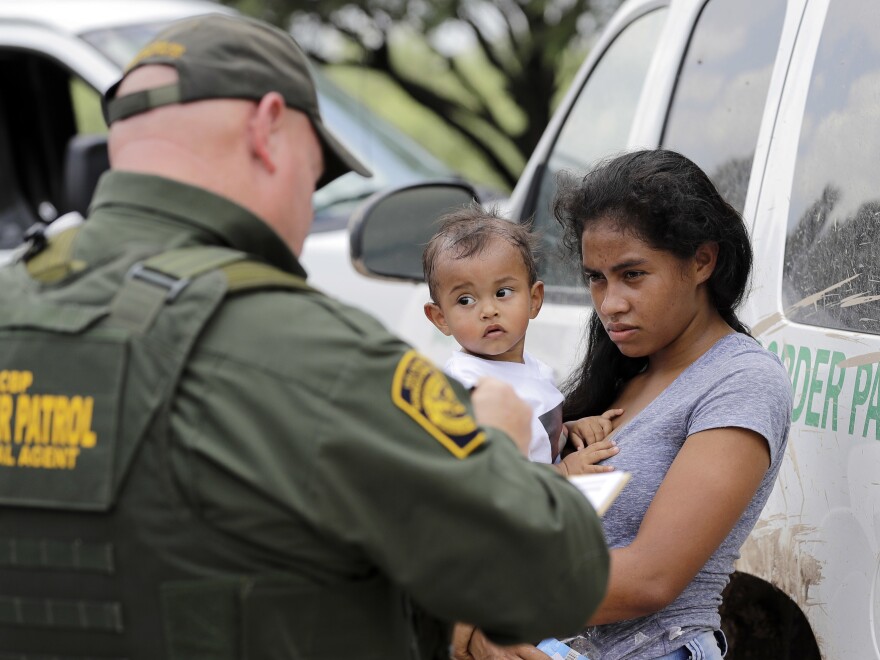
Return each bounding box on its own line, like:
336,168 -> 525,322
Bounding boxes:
141,246 -> 248,279
221,259 -> 312,293
26,225 -> 313,299
108,275 -> 171,333
109,246 -> 315,332
109,247 -> 248,333
141,246 -> 313,293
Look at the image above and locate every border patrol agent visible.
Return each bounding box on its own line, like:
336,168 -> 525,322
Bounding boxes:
0,14 -> 609,659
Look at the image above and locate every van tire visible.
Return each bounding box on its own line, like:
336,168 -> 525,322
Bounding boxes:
720,572 -> 820,659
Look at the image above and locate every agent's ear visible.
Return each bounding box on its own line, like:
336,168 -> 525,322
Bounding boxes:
694,242 -> 719,284
424,302 -> 452,336
529,281 -> 545,319
248,92 -> 286,174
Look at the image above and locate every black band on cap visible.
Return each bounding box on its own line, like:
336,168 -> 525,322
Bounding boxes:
105,83 -> 182,125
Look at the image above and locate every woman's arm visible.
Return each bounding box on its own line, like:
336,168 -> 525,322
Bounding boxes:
586,425 -> 770,625
459,426 -> 772,659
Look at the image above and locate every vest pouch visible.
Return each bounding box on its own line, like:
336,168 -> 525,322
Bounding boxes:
0,333 -> 126,511
162,573 -> 418,660
0,241 -> 245,513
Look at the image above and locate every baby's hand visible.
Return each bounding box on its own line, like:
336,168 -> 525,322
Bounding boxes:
566,408 -> 624,449
558,439 -> 619,476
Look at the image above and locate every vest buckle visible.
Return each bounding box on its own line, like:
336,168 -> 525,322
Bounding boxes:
127,262 -> 191,302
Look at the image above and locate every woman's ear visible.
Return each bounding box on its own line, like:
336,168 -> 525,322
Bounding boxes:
529,281 -> 545,319
424,302 -> 452,336
248,92 -> 286,174
694,242 -> 719,284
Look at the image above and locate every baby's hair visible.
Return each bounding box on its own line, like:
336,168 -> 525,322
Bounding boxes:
423,202 -> 539,302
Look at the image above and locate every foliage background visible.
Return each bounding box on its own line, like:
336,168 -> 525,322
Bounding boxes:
221,0 -> 622,191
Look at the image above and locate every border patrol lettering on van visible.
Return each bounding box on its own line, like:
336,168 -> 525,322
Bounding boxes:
767,342 -> 880,439
0,370 -> 97,470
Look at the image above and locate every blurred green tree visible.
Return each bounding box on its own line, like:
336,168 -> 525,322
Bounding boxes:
221,0 -> 621,188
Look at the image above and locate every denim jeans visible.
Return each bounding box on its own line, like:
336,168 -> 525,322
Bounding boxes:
652,629 -> 727,660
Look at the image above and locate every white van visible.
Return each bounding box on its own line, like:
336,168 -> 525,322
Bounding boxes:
343,0 -> 879,656
0,0 -> 453,260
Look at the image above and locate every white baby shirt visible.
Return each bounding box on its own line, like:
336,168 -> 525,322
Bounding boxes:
444,351 -> 565,464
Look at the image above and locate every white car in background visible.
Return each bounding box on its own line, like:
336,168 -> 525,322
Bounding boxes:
0,0 -> 455,270
348,0 -> 880,657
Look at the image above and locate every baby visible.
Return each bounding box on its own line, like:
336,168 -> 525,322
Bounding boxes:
422,204 -> 620,475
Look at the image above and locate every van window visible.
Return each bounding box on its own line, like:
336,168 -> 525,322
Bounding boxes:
530,8 -> 667,299
662,0 -> 787,214
783,0 -> 880,335
0,51 -> 78,247
70,78 -> 106,135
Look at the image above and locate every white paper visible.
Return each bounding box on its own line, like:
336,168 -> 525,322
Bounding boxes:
567,471 -> 631,516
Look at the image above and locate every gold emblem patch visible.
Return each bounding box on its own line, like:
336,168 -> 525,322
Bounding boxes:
392,351 -> 484,458
126,41 -> 187,70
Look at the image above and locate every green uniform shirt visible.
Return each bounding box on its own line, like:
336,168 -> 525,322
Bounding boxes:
76,171 -> 609,645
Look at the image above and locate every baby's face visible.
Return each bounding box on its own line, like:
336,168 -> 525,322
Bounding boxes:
429,238 -> 542,363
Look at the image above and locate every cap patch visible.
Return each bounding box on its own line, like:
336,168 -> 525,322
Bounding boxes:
392,351 -> 484,458
127,41 -> 186,71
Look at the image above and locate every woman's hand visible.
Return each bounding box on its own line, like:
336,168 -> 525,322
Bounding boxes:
452,627 -> 547,660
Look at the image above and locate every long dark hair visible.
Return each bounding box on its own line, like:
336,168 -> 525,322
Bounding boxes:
554,149 -> 753,419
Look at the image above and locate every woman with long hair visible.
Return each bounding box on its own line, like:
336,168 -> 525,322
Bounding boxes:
455,149 -> 792,660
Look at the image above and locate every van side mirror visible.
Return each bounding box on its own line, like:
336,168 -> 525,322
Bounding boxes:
63,134 -> 109,216
349,181 -> 478,282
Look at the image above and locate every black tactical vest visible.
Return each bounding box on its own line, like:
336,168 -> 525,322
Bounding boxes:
0,229 -> 446,659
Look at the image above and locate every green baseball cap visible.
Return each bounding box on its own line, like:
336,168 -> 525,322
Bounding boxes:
102,13 -> 371,189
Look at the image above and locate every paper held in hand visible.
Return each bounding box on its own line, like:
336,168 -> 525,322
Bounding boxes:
567,471 -> 631,516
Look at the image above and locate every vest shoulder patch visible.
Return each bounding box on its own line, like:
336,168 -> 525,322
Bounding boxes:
391,351 -> 484,458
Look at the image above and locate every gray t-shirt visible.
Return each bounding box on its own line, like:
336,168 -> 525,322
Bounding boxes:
571,333 -> 792,659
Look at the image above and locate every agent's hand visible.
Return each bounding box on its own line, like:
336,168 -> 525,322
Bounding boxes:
566,408 -> 624,449
451,623 -> 477,660
471,377 -> 532,457
452,628 -> 547,660
557,438 -> 619,476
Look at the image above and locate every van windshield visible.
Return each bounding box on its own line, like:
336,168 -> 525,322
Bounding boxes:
529,8 -> 667,298
80,23 -> 170,69
80,20 -> 453,232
